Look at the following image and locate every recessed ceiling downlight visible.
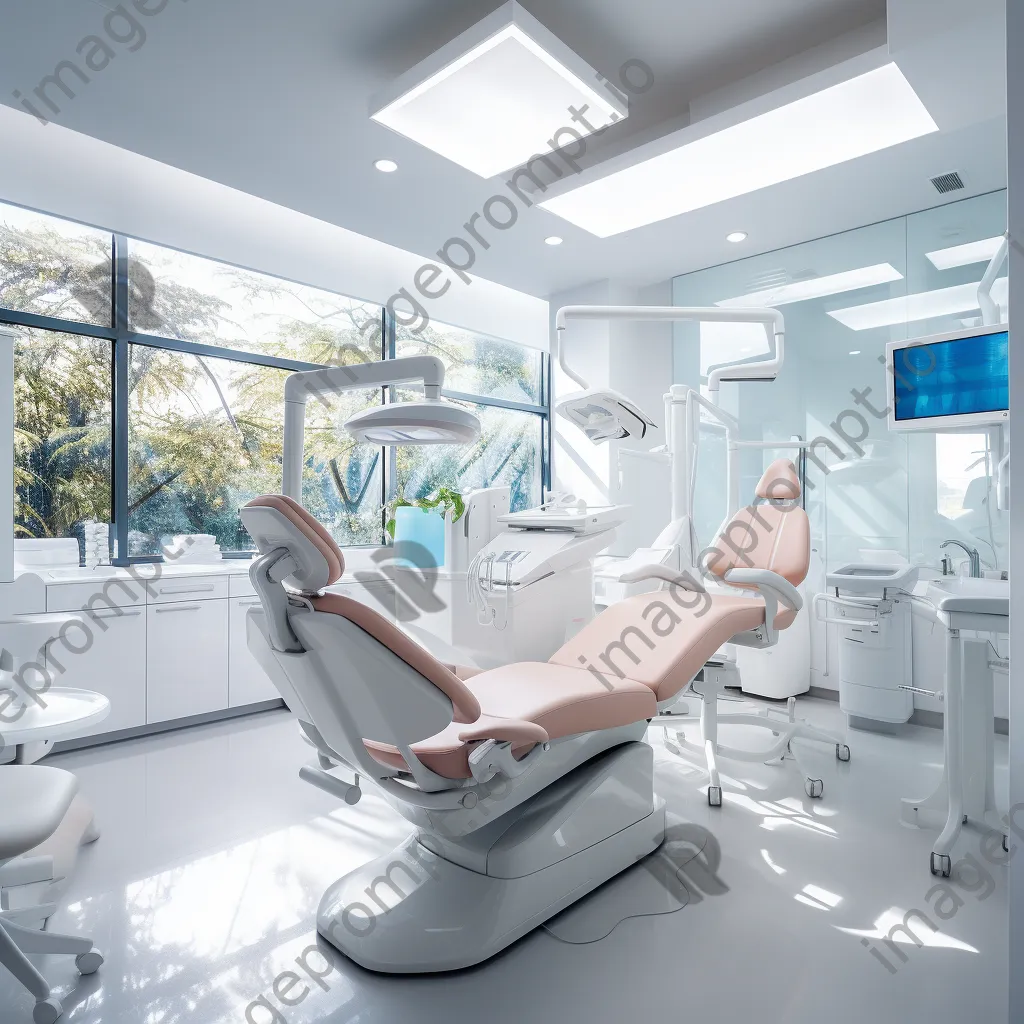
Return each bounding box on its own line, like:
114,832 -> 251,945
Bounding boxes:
374,159 -> 399,173
726,231 -> 748,243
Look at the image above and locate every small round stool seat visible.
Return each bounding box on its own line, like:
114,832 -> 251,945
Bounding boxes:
0,766 -> 79,862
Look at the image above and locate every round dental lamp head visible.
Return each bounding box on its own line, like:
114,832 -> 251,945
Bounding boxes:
344,399 -> 481,446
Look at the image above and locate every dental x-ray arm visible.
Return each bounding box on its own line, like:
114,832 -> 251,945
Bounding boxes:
282,356 -> 445,500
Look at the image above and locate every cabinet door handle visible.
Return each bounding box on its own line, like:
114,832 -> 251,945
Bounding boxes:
87,608 -> 143,620
237,598 -> 263,607
153,603 -> 203,613
157,584 -> 217,596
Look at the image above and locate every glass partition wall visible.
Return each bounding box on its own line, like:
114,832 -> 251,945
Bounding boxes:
673,190 -> 1009,587
1,201 -> 550,563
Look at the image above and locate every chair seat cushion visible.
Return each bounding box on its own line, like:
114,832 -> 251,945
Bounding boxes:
364,663 -> 657,780
0,766 -> 79,862
549,591 -> 795,703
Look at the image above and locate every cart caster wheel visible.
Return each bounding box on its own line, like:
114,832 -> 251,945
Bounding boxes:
33,999 -> 63,1024
708,786 -> 722,807
76,949 -> 104,975
836,743 -> 851,762
805,778 -> 823,799
930,852 -> 952,878
1004,835 -> 1010,854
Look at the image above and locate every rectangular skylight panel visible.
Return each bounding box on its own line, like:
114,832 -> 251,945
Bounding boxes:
925,236 -> 1006,270
540,63 -> 938,236
827,278 -> 1009,330
716,263 -> 904,308
371,14 -> 626,179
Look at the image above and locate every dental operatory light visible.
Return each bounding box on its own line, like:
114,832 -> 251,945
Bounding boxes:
716,263 -> 904,309
374,158 -> 398,173
281,356 -> 480,499
553,305 -> 786,445
726,231 -> 748,243
558,390 -> 657,443
539,63 -> 937,236
926,235 -> 1005,270
344,401 -> 481,445
369,2 -> 627,178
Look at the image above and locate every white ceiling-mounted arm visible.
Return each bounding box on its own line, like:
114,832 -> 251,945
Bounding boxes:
554,304 -> 785,400
283,356 -> 449,500
978,232 -> 1009,327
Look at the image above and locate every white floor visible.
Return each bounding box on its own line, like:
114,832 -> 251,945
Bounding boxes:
2,696 -> 1010,1024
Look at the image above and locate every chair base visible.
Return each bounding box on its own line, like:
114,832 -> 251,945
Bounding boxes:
317,743 -> 665,973
652,680 -> 849,805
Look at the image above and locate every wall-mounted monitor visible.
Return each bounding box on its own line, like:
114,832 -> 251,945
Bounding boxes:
886,324 -> 1009,432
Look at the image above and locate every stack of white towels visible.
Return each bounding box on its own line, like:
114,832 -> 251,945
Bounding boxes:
82,521 -> 111,567
165,534 -> 222,563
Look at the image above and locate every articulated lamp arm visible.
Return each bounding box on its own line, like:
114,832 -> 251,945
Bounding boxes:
282,355 -> 445,500
554,305 -> 785,400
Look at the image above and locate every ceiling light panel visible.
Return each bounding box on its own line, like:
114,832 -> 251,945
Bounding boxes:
827,278 -> 1009,330
716,263 -> 904,309
370,2 -> 627,179
540,63 -> 937,236
925,235 -> 1006,270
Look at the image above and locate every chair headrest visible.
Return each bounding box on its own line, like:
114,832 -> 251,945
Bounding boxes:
241,495 -> 344,593
755,459 -> 801,501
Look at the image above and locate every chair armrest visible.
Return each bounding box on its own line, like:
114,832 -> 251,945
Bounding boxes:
458,718 -> 549,745
722,569 -> 802,612
618,564 -> 706,590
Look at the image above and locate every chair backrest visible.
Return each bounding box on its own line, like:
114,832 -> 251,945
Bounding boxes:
703,458 -> 810,587
239,495 -> 480,777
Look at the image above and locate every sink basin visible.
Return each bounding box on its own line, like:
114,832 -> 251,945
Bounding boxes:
925,577 -> 1009,617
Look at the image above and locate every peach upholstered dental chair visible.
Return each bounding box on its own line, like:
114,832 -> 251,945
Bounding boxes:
601,458 -> 851,805
239,476 -> 844,973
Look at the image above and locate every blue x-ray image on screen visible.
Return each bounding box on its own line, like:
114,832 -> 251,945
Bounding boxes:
893,330 -> 1009,422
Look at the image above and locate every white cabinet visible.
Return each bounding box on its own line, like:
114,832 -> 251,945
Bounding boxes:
146,599 -> 229,724
45,605 -> 147,737
229,596 -> 280,707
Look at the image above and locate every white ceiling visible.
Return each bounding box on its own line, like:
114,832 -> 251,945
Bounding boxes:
0,0 -> 1008,299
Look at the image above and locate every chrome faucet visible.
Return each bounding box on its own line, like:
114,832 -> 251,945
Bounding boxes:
941,539 -> 982,579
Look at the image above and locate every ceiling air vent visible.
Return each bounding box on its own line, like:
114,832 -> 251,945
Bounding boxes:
930,171 -> 965,194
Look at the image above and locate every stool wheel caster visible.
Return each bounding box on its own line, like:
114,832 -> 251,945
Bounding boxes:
931,852 -> 952,878
805,778 -> 823,799
33,999 -> 63,1024
76,949 -> 104,975
708,786 -> 722,807
836,744 -> 851,762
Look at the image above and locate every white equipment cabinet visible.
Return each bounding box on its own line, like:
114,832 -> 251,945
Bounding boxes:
146,575 -> 230,724
45,588 -> 147,737
229,575 -> 281,707
816,564 -> 918,725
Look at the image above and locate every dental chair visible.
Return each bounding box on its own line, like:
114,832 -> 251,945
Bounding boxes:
1,767 -> 104,1024
239,475 -> 845,973
614,458 -> 851,805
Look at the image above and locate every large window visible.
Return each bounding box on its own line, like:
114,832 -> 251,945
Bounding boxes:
1,200 -> 550,562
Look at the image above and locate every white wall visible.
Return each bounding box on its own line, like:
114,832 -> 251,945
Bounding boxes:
549,279 -> 674,555
1008,1 -> 1022,1019
0,105 -> 549,351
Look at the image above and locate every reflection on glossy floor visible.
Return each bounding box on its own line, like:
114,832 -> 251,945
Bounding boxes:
2,697 -> 1010,1024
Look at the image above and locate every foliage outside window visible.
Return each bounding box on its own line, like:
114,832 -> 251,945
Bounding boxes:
2,200 -> 549,559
